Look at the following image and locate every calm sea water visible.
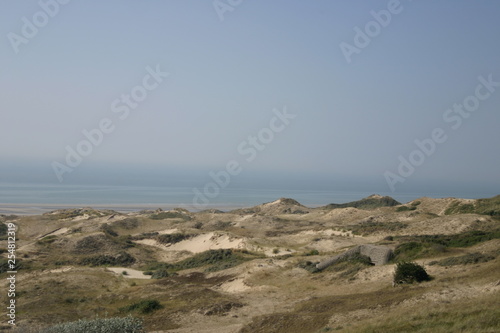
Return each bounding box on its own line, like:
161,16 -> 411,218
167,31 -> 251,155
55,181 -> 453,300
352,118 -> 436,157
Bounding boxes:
0,183 -> 492,214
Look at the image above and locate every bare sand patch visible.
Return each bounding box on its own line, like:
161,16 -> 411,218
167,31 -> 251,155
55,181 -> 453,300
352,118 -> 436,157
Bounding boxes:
168,232 -> 245,253
49,266 -> 73,274
106,267 -> 151,279
217,278 -> 253,293
157,228 -> 180,235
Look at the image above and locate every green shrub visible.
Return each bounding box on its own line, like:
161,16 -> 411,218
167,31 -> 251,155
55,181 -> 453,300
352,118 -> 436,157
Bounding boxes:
476,195 -> 500,216
142,261 -> 171,271
444,230 -> 500,247
443,196 -> 500,216
401,230 -> 500,248
298,261 -> 320,273
393,261 -> 431,284
100,223 -> 118,237
115,218 -> 140,229
151,269 -> 171,279
397,241 -> 446,260
120,300 -> 163,314
37,235 -> 58,245
445,201 -> 476,215
323,253 -> 374,279
338,253 -> 373,266
324,196 -> 401,210
182,249 -> 253,272
348,221 -> 407,235
115,235 -> 135,248
393,230 -> 500,261
396,206 -> 416,212
205,259 -> 245,272
306,249 -> 320,256
80,252 -> 135,267
143,250 -> 257,275
213,221 -> 232,230
39,316 -> 144,333
156,233 -> 191,244
429,252 -> 496,266
394,242 -> 424,260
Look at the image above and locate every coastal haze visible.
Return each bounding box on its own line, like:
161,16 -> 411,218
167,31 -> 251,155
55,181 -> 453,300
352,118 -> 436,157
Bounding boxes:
1,1 -> 500,210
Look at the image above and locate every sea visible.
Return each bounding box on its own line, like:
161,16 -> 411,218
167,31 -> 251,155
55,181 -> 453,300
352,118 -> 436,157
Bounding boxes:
0,183 -> 495,215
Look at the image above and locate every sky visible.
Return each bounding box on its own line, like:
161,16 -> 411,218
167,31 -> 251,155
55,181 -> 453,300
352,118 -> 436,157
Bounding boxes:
1,0 -> 499,197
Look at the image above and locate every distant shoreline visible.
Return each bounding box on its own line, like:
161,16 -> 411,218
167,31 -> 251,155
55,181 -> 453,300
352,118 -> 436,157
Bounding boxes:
0,203 -> 249,216
0,202 -> 329,216
2,183 -> 494,216
1,194 -> 494,216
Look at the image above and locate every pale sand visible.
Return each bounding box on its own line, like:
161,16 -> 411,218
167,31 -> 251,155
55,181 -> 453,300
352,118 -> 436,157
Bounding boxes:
136,232 -> 246,254
169,232 -> 245,253
106,267 -> 152,279
158,228 -> 181,235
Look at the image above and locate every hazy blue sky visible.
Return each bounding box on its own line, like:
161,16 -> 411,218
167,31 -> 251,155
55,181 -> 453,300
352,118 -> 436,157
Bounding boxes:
1,1 -> 499,196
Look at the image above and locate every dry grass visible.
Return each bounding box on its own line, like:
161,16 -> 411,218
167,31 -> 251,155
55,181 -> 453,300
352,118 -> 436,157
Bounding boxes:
339,292 -> 500,333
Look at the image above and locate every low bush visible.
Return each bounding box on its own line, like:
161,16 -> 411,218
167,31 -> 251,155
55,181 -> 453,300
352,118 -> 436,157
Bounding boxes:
348,221 -> 407,235
298,261 -> 319,273
395,241 -> 446,260
120,300 -> 163,314
73,235 -> 107,254
396,206 -> 416,212
156,233 -> 191,244
143,249 -> 257,275
399,230 -> 500,248
115,218 -> 140,229
37,235 -> 58,245
393,261 -> 431,284
323,254 -> 374,279
393,229 -> 500,261
213,221 -> 232,230
305,249 -> 320,256
338,253 -> 373,266
444,196 -> 500,216
429,252 -> 496,266
151,269 -> 173,279
177,249 -> 249,272
100,223 -> 118,237
80,252 -> 135,267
